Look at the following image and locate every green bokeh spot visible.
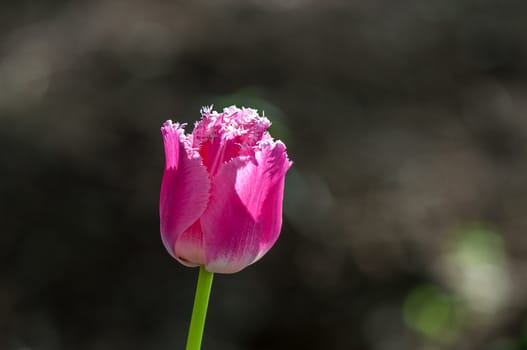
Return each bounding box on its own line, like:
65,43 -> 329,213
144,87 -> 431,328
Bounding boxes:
450,223 -> 506,267
403,284 -> 464,342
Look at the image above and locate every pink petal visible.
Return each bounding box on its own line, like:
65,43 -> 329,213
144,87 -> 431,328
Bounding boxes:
192,106 -> 272,176
201,141 -> 292,273
174,221 -> 205,267
160,121 -> 210,261
198,137 -> 241,176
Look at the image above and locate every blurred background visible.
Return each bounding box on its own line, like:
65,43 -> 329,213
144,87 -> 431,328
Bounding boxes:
1,0 -> 527,349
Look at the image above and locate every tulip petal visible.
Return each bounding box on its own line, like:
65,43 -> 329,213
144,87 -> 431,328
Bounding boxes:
201,141 -> 292,273
192,106 -> 272,176
174,221 -> 205,267
160,121 -> 210,260
198,137 -> 240,176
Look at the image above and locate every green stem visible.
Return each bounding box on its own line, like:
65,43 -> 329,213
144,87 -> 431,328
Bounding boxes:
186,266 -> 214,350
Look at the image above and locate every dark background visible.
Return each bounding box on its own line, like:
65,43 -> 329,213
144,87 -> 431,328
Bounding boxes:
1,0 -> 527,349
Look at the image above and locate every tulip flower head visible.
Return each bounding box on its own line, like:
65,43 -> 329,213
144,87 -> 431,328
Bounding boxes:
160,106 -> 292,274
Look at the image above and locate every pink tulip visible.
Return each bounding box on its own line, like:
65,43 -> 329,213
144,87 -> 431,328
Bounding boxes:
160,106 -> 292,274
